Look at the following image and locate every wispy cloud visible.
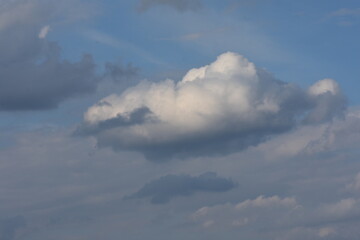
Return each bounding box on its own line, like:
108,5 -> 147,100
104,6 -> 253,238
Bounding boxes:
38,25 -> 51,39
158,27 -> 227,42
324,8 -> 360,26
329,8 -> 360,17
83,29 -> 169,67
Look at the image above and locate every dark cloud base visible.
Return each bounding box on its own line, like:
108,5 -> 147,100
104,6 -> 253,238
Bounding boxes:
96,121 -> 293,162
126,172 -> 237,204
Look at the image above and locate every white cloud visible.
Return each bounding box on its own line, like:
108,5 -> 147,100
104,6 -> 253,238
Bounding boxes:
308,78 -> 340,96
235,195 -> 297,210
38,25 -> 50,39
82,52 -> 345,160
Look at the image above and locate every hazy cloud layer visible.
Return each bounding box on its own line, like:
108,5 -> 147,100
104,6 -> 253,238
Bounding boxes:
191,195 -> 299,230
0,216 -> 26,240
82,52 -> 346,160
329,8 -> 360,17
138,0 -> 202,12
127,172 -> 237,204
189,193 -> 360,239
1,109 -> 360,239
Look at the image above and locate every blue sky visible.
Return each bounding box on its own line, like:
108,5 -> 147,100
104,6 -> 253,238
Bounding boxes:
1,1 -> 360,239
52,0 -> 360,102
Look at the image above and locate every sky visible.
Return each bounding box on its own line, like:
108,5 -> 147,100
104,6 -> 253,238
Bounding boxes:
1,0 -> 360,239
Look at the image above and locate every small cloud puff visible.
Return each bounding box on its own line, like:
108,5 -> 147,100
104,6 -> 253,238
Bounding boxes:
38,25 -> 50,39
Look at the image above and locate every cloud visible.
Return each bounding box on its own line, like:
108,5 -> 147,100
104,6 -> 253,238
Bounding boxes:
137,0 -> 202,12
320,198 -> 359,218
81,52 -> 346,161
0,216 -> 26,240
0,0 -> 99,111
191,195 -> 300,231
250,107 -> 360,161
2,110 -> 360,239
325,8 -> 360,26
329,8 -> 360,17
126,172 -> 237,204
38,25 -> 51,39
304,78 -> 346,124
235,195 -> 297,209
0,0 -> 137,111
347,172 -> 360,192
189,195 -> 360,238
76,107 -> 152,135
318,227 -> 336,238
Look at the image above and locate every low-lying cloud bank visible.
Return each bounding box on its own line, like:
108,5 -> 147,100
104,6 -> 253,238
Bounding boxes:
126,172 -> 237,204
81,52 -> 346,161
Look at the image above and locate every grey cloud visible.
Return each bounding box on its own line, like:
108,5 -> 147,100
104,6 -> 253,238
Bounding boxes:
0,0 -> 98,111
75,107 -> 153,135
304,91 -> 346,124
117,122 -> 292,161
0,0 -> 136,111
0,216 -> 26,240
2,112 -> 360,239
138,0 -> 202,12
126,172 -> 237,204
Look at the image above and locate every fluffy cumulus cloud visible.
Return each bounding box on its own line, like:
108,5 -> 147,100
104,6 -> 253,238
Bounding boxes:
137,0 -> 202,12
82,52 -> 345,160
126,172 -> 237,204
